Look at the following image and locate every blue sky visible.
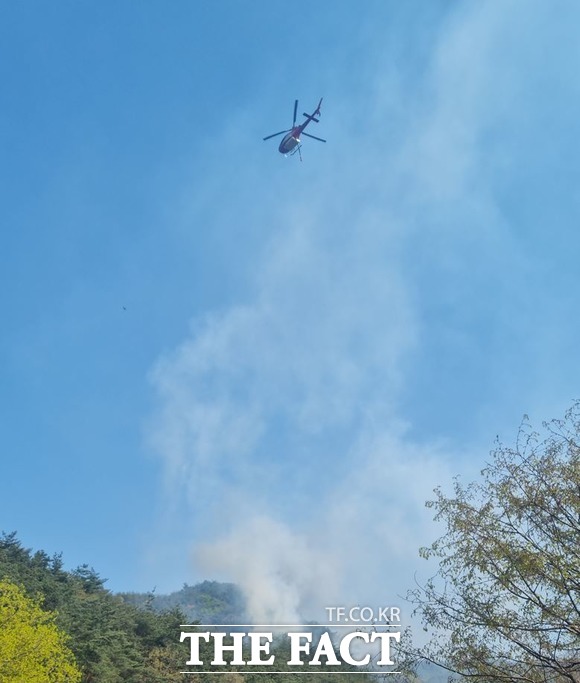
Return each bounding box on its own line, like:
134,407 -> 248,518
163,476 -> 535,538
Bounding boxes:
2,1 -> 580,622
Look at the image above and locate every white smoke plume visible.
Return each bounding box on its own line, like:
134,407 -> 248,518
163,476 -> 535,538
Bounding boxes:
196,516 -> 342,626
147,1 -> 567,623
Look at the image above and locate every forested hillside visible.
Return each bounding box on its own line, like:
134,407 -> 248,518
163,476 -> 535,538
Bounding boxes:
0,532 -> 185,681
0,533 -> 374,683
120,580 -> 247,624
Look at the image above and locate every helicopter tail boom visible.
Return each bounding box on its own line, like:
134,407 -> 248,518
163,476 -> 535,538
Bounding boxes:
302,98 -> 323,125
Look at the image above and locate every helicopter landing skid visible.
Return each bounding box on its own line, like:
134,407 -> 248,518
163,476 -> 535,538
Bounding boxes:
286,144 -> 302,162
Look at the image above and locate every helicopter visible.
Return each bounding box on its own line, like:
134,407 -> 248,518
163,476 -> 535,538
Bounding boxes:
263,98 -> 326,160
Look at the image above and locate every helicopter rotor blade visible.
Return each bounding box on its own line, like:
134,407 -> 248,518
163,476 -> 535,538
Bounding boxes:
263,129 -> 291,141
292,99 -> 298,127
302,132 -> 326,143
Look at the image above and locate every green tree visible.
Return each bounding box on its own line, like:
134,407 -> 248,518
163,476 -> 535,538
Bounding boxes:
0,534 -> 192,682
408,403 -> 580,683
0,578 -> 82,683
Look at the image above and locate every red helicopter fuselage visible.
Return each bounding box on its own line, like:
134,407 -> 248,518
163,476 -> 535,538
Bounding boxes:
278,130 -> 302,155
263,98 -> 326,158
